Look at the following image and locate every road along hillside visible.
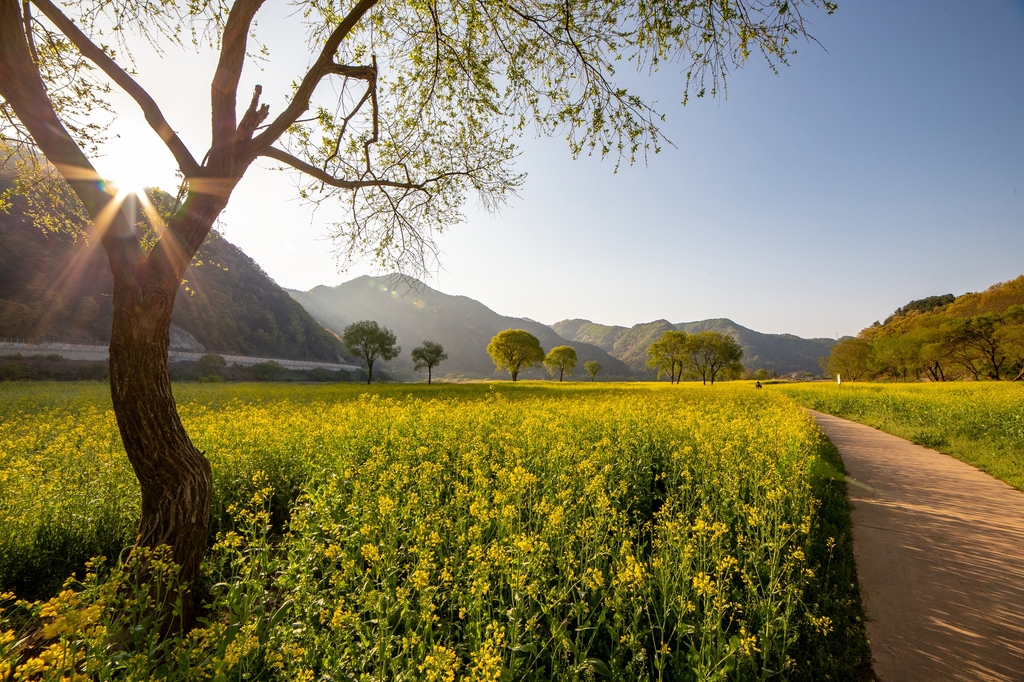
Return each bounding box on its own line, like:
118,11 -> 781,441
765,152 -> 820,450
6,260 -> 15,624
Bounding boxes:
809,411 -> 1024,682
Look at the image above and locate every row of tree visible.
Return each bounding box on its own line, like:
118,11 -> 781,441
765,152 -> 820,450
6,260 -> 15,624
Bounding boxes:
485,329 -> 601,382
823,278 -> 1024,382
341,320 -> 448,384
646,330 -> 745,385
345,322 -> 746,385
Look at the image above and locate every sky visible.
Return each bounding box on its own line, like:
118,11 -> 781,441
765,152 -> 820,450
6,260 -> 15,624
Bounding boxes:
89,0 -> 1024,339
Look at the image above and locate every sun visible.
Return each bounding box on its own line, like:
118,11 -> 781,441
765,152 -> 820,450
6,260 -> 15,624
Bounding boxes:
93,153 -> 159,200
108,175 -> 146,199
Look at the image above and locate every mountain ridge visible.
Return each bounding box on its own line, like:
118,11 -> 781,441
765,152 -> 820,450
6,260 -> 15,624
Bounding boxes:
287,276 -> 635,379
551,317 -> 835,375
0,196 -> 346,362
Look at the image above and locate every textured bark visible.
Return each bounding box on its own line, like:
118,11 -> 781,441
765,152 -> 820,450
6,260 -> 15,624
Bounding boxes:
108,262 -> 212,627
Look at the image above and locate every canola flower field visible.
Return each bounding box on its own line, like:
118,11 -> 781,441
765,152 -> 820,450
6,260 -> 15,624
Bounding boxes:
0,382 -> 870,680
778,382 -> 1024,492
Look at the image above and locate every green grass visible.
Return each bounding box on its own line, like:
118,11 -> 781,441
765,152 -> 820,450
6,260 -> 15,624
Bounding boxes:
776,382 -> 1024,492
0,382 -> 871,680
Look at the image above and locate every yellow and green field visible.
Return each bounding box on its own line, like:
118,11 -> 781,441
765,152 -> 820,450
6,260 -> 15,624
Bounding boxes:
0,382 -> 869,680
777,382 -> 1024,492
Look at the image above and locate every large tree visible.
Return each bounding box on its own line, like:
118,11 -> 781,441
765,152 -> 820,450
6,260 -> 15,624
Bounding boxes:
342,320 -> 400,383
487,329 -> 544,381
0,0 -> 833,622
688,330 -> 744,385
646,330 -> 690,384
823,337 -> 871,382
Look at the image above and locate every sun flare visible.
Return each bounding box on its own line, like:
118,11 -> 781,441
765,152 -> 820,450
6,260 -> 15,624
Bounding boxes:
109,176 -> 146,198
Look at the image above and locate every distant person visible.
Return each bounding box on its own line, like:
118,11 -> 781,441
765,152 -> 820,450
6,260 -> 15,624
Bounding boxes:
755,381 -> 762,389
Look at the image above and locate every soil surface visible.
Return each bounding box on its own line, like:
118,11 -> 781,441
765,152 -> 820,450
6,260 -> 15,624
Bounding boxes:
810,411 -> 1024,682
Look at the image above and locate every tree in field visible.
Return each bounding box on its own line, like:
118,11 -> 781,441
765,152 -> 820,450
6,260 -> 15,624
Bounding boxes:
945,309 -> 1024,381
0,0 -> 834,624
543,345 -> 578,382
487,329 -> 544,382
584,360 -> 602,382
646,330 -> 690,384
411,340 -> 447,384
688,331 -> 744,385
823,338 -> 871,382
869,333 -> 922,382
342,321 -> 400,384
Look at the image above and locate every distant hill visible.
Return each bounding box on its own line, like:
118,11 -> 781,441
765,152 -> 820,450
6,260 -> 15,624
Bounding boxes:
287,276 -> 634,379
553,319 -> 675,372
0,197 -> 345,361
552,317 -> 835,375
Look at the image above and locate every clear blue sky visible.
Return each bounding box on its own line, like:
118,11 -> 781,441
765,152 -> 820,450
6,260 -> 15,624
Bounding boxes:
93,0 -> 1024,339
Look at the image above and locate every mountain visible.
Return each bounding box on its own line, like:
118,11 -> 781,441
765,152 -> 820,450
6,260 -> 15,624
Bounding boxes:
287,276 -> 634,379
552,318 -> 835,375
552,319 -> 676,372
0,198 -> 345,361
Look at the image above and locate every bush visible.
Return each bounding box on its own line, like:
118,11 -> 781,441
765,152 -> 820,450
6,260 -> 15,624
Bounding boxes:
250,361 -> 284,381
307,367 -> 334,382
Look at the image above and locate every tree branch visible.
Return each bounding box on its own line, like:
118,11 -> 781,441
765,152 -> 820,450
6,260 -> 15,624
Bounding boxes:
321,57 -> 378,171
28,0 -> 200,177
236,85 -> 270,141
247,0 -> 378,153
20,0 -> 37,64
259,146 -> 426,190
325,63 -> 376,80
210,0 -> 265,163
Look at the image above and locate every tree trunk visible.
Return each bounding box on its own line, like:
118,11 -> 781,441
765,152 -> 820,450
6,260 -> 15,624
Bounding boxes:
108,266 -> 212,630
367,360 -> 374,384
428,366 -> 432,384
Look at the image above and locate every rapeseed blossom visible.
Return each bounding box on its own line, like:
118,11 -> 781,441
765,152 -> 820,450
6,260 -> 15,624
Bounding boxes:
0,381 -> 868,679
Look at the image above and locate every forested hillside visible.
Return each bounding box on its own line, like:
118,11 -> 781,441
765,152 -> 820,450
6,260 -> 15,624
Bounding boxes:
825,276 -> 1024,382
552,318 -> 835,375
0,196 -> 345,361
288,276 -> 634,379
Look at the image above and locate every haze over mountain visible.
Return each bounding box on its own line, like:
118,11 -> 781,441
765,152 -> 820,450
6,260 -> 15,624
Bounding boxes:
288,276 -> 837,378
552,318 -> 836,376
287,276 -> 634,380
0,194 -> 345,362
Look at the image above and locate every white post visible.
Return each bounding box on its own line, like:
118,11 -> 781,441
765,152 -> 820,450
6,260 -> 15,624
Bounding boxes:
836,373 -> 841,385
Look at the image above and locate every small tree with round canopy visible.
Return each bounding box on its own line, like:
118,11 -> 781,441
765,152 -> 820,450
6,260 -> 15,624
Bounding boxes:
411,340 -> 448,384
544,345 -> 578,382
342,320 -> 400,384
584,360 -> 602,381
487,329 -> 544,382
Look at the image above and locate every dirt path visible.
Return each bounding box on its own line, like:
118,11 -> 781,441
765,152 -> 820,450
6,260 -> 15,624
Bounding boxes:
809,411 -> 1024,682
